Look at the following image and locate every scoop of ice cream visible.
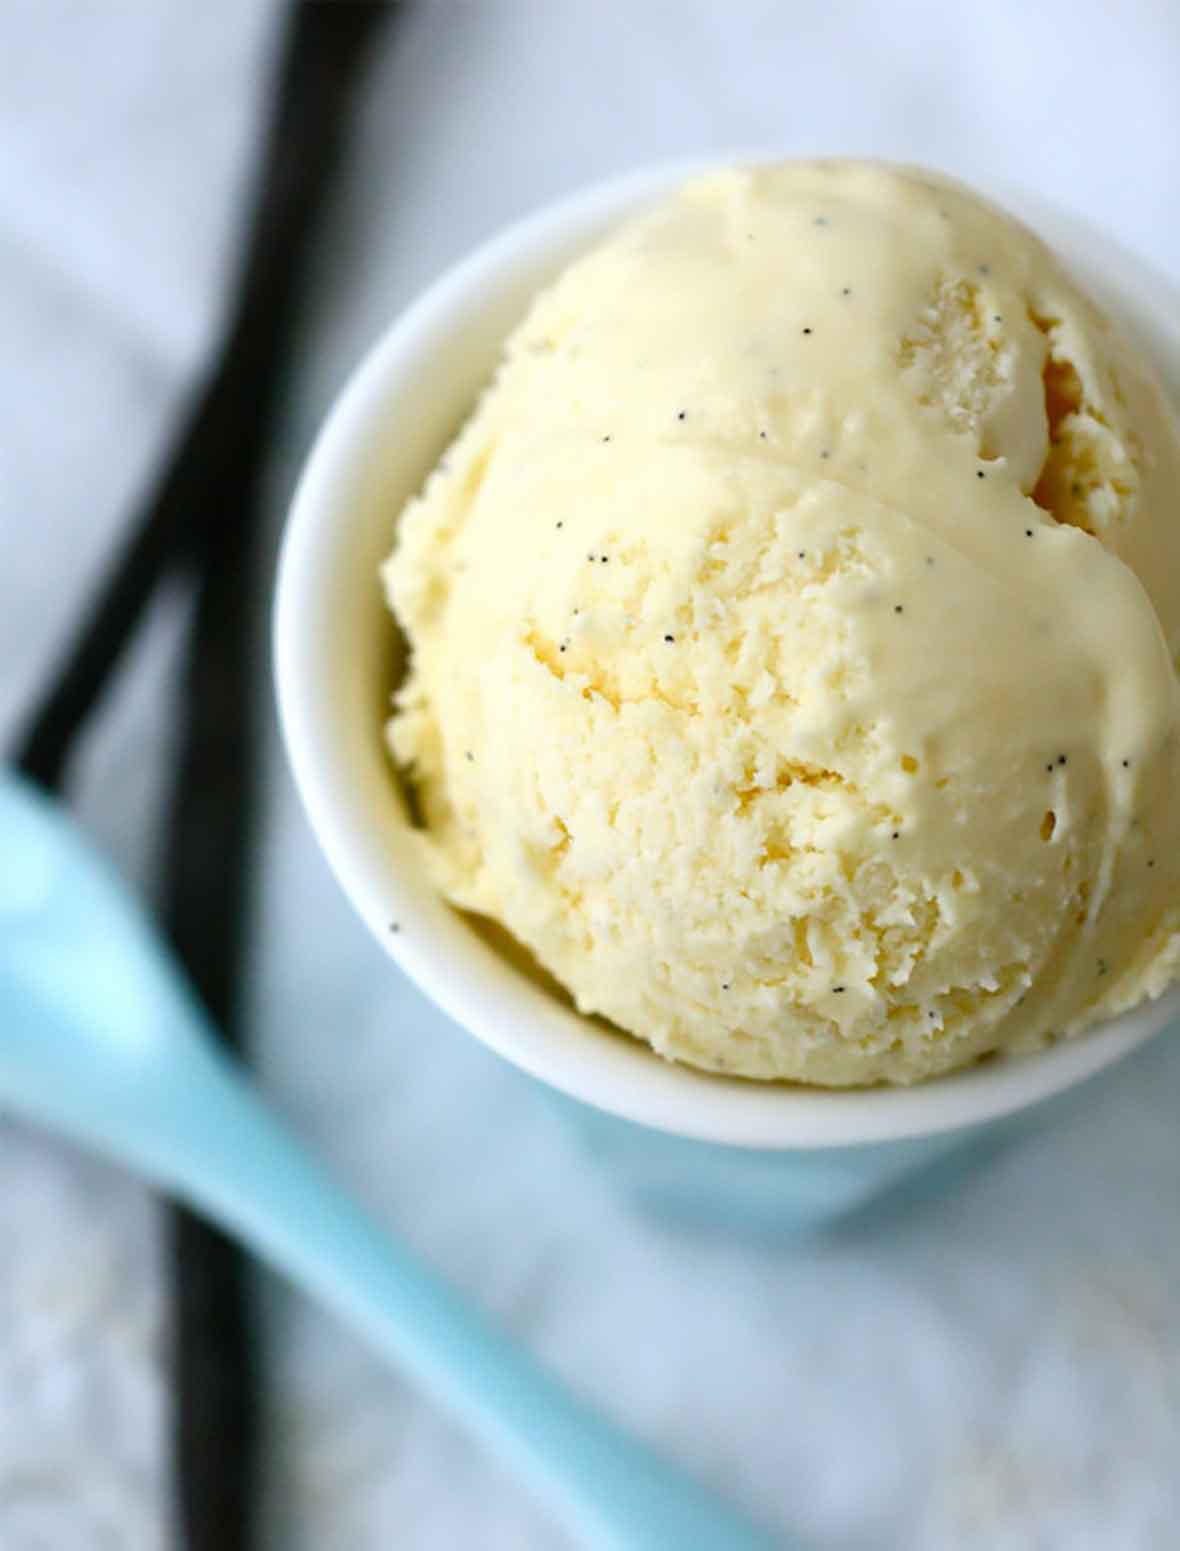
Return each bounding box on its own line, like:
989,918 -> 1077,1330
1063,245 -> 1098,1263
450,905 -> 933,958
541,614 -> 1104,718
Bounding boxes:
384,161 -> 1180,1086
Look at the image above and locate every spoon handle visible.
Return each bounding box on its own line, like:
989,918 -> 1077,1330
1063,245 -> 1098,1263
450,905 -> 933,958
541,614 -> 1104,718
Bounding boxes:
144,1036 -> 780,1551
0,767 -> 778,1547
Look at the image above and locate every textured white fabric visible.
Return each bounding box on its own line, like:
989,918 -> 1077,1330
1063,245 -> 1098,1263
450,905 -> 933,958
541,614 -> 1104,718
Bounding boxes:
2,3 -> 1180,1547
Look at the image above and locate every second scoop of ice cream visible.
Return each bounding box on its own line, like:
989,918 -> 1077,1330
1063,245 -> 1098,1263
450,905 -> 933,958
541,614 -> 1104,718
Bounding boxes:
385,161 -> 1180,1086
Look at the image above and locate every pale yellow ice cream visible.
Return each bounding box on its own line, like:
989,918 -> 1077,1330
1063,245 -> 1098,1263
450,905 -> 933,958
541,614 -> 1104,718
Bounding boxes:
383,161 -> 1180,1086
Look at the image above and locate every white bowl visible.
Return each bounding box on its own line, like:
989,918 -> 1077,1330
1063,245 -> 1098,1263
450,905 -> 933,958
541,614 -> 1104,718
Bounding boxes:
274,158 -> 1180,1155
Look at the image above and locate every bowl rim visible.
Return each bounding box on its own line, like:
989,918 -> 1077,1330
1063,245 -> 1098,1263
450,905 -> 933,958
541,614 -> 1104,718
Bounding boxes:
274,155 -> 1180,1151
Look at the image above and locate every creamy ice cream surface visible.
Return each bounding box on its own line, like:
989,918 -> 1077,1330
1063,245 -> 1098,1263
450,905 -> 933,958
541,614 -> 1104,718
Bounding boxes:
383,161 -> 1180,1086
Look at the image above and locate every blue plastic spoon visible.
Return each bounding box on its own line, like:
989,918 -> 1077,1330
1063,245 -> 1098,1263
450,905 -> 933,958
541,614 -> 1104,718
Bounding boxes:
0,772 -> 780,1551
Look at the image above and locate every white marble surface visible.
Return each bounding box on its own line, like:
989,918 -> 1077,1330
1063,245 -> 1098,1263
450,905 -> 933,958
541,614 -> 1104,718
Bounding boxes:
3,2 -> 1180,1547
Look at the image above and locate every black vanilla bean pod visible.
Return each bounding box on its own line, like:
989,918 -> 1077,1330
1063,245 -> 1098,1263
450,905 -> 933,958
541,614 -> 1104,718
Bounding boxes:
158,11 -> 391,1548
15,1 -> 393,794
